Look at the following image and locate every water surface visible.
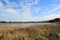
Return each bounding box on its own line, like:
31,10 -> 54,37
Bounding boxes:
0,23 -> 50,27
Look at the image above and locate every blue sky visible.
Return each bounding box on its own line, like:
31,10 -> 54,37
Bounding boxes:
0,0 -> 60,22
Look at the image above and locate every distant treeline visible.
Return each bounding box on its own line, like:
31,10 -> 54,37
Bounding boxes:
48,18 -> 60,23
0,21 -> 42,23
0,21 -> 7,23
0,21 -> 25,23
0,18 -> 60,23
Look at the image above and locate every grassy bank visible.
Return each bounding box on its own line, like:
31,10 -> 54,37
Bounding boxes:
0,23 -> 60,40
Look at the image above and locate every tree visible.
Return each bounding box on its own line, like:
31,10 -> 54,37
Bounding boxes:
49,18 -> 60,23
54,18 -> 60,22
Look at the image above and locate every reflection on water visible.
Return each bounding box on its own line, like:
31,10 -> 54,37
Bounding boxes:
0,23 -> 50,27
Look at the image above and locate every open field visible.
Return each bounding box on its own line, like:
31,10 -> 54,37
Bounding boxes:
0,23 -> 60,40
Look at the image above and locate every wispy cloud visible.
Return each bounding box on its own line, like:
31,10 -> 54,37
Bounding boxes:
4,0 -> 12,8
48,4 -> 60,13
0,0 -> 40,21
0,1 -> 3,8
0,0 -> 60,21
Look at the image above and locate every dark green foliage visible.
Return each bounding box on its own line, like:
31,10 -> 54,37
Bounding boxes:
0,21 -> 7,23
54,18 -> 60,22
49,18 -> 60,23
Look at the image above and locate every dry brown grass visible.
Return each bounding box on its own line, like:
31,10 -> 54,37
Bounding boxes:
0,23 -> 60,40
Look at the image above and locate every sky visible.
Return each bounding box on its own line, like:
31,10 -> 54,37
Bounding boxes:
0,0 -> 60,22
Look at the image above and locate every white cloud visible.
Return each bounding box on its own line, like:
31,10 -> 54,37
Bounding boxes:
24,0 -> 39,7
48,5 -> 60,13
4,0 -> 12,8
32,7 -> 42,13
0,0 -> 33,21
41,14 -> 60,21
18,0 -> 40,21
0,0 -> 60,21
4,9 -> 19,15
0,1 -> 3,8
0,0 -> 20,16
39,4 -> 60,21
19,2 -> 32,21
21,7 -> 32,21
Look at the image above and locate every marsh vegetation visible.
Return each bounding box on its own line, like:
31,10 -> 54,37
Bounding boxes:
0,23 -> 60,40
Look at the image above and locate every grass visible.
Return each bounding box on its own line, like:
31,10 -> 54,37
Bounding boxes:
0,23 -> 60,40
